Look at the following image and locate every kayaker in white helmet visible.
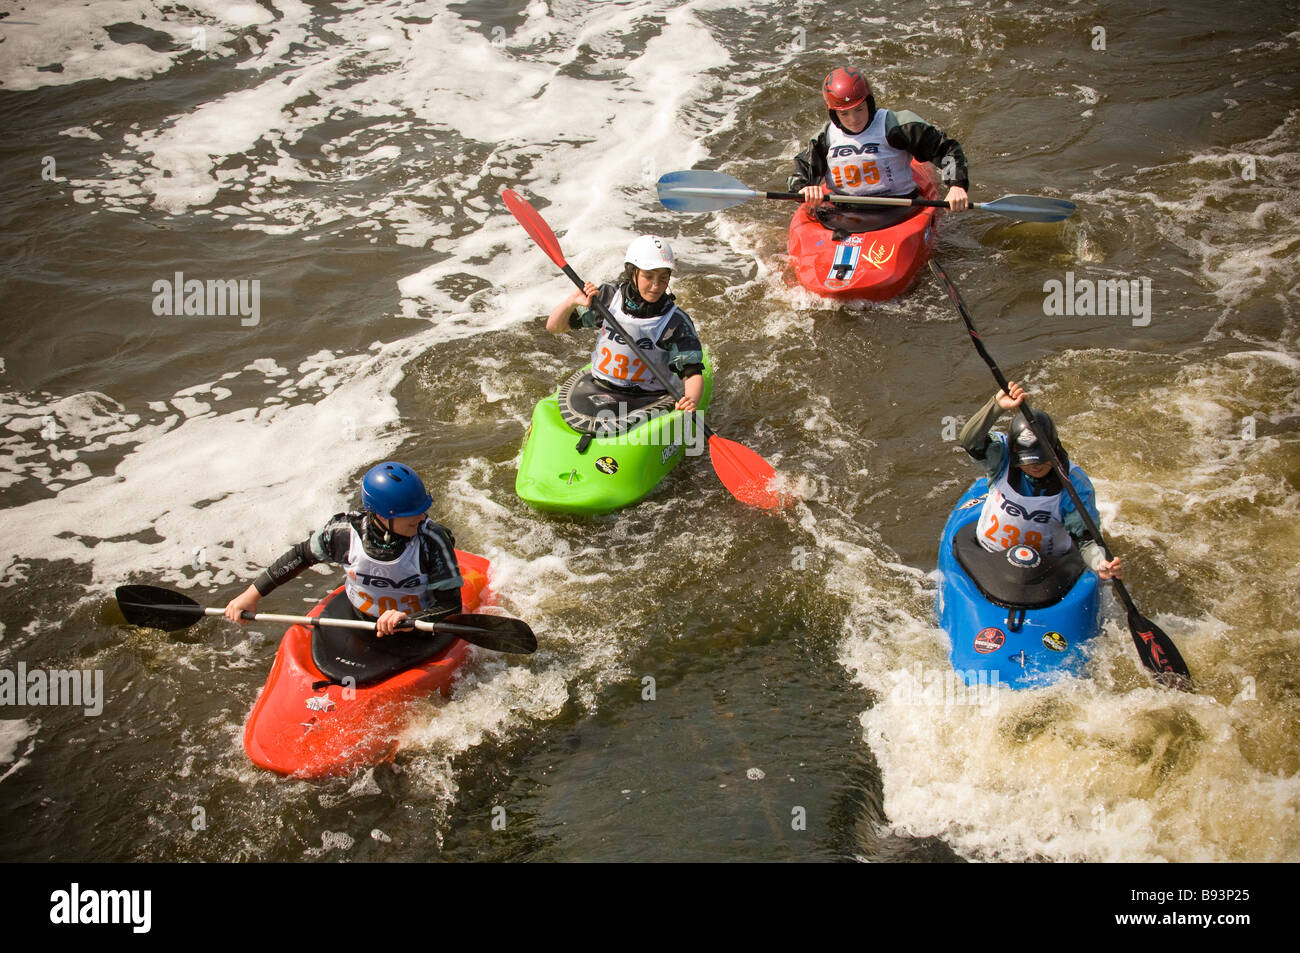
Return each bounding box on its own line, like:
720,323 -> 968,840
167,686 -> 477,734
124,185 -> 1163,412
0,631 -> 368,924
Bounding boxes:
790,66 -> 970,216
223,462 -> 464,637
960,381 -> 1124,580
547,235 -> 705,412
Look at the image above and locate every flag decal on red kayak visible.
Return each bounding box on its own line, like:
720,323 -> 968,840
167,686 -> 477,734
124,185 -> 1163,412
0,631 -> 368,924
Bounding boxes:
826,242 -> 861,286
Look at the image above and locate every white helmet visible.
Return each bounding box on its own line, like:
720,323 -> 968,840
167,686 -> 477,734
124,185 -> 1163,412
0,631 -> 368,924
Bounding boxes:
625,235 -> 675,271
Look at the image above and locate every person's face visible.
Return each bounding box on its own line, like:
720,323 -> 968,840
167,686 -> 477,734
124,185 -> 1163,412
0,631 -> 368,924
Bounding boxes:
636,267 -> 671,302
836,100 -> 872,134
1018,461 -> 1053,479
379,513 -> 427,537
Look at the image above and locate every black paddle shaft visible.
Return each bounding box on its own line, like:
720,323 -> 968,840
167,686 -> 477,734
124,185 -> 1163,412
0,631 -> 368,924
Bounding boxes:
764,189 -> 948,208
928,259 -> 1191,685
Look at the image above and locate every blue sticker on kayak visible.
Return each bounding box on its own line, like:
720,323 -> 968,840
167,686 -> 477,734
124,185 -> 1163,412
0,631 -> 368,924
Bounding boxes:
826,241 -> 861,287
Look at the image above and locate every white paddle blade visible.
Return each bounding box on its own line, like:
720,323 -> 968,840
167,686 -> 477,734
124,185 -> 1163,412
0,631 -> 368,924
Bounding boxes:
977,194 -> 1078,222
657,170 -> 758,212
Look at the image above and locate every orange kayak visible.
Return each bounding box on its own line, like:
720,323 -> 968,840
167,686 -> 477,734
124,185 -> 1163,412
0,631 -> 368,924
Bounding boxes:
787,159 -> 941,301
242,550 -> 492,778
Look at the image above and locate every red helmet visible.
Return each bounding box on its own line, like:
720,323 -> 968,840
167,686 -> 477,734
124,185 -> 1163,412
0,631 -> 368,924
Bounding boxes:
822,67 -> 870,110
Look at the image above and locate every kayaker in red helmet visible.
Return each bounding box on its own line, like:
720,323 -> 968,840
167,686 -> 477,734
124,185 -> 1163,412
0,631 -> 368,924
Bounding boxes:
790,66 -> 970,217
960,381 -> 1124,580
223,462 -> 464,637
547,235 -> 705,413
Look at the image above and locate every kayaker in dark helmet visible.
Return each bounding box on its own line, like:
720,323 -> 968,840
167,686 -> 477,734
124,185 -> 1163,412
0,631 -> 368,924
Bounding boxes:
546,235 -> 705,412
223,462 -> 463,636
960,381 -> 1124,579
789,66 -> 970,217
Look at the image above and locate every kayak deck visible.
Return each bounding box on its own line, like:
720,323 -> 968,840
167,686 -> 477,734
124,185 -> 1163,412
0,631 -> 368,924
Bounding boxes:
242,550 -> 492,778
936,480 -> 1102,689
787,159 -> 941,301
516,353 -> 714,514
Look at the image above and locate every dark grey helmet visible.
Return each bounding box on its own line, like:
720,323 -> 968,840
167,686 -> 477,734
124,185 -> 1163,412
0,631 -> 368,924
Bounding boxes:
1009,410 -> 1059,465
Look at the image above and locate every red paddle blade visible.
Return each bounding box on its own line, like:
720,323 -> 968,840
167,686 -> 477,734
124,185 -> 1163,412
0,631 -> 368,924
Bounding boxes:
502,189 -> 568,269
707,432 -> 782,509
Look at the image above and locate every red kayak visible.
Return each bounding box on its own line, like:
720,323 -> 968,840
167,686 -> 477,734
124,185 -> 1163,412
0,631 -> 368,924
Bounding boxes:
787,159 -> 942,301
242,550 -> 492,778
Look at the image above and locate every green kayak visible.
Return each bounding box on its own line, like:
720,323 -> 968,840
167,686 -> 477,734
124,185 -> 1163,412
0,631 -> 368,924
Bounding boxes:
516,352 -> 714,514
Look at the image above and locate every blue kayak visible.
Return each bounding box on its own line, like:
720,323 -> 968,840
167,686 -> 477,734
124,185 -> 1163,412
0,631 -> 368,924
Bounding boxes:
936,479 -> 1102,689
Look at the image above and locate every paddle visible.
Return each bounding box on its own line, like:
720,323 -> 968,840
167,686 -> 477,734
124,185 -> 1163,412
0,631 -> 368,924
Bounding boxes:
114,585 -> 538,655
927,259 -> 1191,689
501,187 -> 782,509
657,170 -> 1077,223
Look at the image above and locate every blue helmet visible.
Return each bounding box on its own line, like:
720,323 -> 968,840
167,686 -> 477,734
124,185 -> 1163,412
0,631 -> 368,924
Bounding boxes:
361,462 -> 432,519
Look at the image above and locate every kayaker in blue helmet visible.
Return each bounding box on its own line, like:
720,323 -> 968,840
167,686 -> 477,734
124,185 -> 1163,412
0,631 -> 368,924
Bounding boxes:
789,66 -> 970,215
223,461 -> 463,636
546,235 -> 705,412
960,381 -> 1124,580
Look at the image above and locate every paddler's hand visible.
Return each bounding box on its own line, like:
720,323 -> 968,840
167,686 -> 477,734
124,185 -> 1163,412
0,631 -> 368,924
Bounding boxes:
1097,556 -> 1124,580
800,184 -> 829,206
997,380 -> 1026,411
578,281 -> 597,307
223,585 -> 262,625
676,371 -> 703,412
375,609 -> 409,637
945,186 -> 969,211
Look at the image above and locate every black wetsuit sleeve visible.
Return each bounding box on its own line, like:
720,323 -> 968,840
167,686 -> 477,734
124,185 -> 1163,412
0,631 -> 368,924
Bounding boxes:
885,110 -> 969,189
415,522 -> 464,620
788,125 -> 830,192
252,513 -> 353,596
959,393 -> 1008,483
659,308 -> 704,379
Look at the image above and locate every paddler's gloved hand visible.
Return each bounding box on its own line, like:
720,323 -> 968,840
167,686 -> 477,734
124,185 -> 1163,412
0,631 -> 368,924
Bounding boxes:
800,183 -> 829,206
945,186 -> 969,211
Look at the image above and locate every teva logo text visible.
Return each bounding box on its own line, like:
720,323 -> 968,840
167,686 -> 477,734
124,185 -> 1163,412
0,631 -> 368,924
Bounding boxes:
49,884 -> 151,933
998,497 -> 1053,522
600,328 -> 655,350
828,143 -> 879,158
1042,271 -> 1152,327
151,272 -> 260,326
0,664 -> 103,716
349,571 -> 421,589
